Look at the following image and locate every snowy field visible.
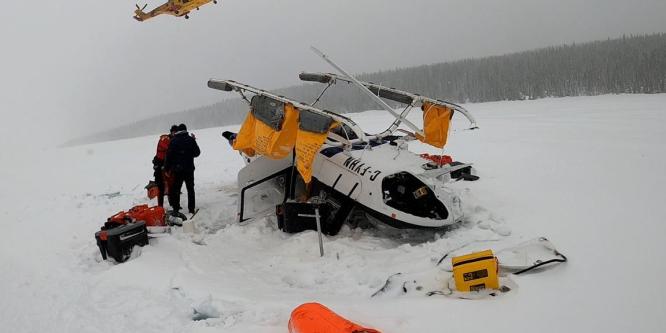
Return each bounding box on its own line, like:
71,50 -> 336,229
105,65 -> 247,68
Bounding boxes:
1,94 -> 665,332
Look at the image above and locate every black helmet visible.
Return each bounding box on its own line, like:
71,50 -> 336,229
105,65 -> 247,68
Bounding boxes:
170,125 -> 178,133
178,123 -> 187,132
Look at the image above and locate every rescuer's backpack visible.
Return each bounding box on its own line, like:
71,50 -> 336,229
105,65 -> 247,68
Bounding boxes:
155,134 -> 171,161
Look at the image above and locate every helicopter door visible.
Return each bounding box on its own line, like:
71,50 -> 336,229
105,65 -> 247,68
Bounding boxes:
316,159 -> 362,201
237,155 -> 294,222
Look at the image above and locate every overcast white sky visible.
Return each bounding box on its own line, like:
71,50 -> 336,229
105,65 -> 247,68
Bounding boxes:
1,0 -> 665,146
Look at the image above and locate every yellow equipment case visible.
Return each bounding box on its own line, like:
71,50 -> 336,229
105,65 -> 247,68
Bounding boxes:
452,249 -> 500,292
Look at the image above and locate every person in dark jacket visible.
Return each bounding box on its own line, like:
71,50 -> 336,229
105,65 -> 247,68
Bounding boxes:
165,123 -> 201,214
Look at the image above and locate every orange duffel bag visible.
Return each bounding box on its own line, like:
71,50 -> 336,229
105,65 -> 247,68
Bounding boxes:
288,303 -> 381,333
126,204 -> 166,227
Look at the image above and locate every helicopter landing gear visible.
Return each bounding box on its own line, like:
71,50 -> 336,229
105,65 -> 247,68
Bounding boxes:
196,7 -> 200,10
213,0 -> 218,4
185,14 -> 190,19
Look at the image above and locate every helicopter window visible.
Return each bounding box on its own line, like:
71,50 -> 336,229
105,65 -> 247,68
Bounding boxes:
300,110 -> 334,133
250,95 -> 285,130
330,123 -> 358,141
382,172 -> 448,219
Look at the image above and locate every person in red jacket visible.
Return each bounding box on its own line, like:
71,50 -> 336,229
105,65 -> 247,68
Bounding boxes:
152,125 -> 178,207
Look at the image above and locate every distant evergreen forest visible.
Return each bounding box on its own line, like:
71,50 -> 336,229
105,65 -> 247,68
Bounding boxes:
68,33 -> 666,145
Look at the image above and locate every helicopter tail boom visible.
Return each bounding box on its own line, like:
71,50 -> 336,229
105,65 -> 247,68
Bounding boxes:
133,4 -> 150,21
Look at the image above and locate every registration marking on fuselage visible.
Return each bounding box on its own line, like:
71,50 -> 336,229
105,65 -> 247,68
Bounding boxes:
342,157 -> 381,181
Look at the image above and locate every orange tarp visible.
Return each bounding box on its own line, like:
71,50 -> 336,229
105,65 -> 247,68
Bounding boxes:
417,101 -> 453,149
288,303 -> 381,333
232,111 -> 258,156
233,100 -> 341,183
295,122 -> 338,184
233,103 -> 299,159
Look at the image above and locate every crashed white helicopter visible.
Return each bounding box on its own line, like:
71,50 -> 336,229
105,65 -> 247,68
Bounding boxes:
209,50 -> 478,235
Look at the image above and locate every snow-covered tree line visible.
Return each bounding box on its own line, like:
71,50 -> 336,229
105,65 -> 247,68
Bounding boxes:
70,33 -> 665,145
288,33 -> 666,111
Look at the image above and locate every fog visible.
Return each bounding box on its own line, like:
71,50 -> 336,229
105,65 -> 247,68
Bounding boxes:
1,0 -> 665,148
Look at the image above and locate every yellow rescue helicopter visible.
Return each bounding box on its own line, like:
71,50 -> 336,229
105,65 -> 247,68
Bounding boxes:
134,0 -> 218,21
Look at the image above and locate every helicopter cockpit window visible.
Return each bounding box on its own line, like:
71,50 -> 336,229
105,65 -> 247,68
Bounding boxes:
382,172 -> 448,219
329,123 -> 358,141
250,95 -> 285,130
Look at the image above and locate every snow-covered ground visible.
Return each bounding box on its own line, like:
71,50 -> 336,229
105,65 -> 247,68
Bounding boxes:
1,94 -> 665,332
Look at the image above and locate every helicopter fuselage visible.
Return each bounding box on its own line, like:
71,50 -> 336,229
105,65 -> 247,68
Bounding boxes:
236,136 -> 466,230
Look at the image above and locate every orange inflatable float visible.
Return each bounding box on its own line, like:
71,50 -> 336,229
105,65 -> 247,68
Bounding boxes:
288,303 -> 381,333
